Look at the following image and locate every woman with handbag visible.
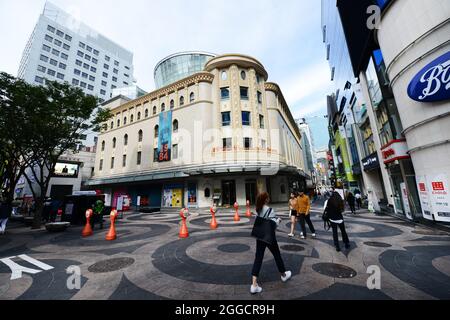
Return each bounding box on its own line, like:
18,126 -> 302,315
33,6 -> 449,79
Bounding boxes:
250,192 -> 292,294
324,190 -> 350,252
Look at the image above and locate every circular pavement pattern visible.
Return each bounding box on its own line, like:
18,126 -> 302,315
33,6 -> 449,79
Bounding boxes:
280,244 -> 305,252
364,242 -> 392,248
312,263 -> 357,279
88,257 -> 135,273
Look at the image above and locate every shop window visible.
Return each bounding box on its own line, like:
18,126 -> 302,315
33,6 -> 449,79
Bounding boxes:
204,188 -> 211,198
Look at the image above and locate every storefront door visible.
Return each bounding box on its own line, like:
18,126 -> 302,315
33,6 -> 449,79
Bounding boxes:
245,180 -> 257,205
221,180 -> 236,206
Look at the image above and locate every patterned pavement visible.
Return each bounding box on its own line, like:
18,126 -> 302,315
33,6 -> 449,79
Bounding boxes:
1,203 -> 450,300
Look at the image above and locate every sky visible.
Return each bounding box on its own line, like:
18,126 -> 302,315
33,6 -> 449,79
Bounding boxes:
0,0 -> 332,150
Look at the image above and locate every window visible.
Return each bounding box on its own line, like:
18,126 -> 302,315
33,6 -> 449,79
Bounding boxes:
123,116 -> 127,125
124,73 -> 129,78
241,70 -> 246,80
161,103 -> 165,112
99,159 -> 103,171
61,53 -> 68,60
259,115 -> 264,129
51,48 -> 59,56
242,111 -> 251,126
173,119 -> 178,132
49,59 -> 57,66
101,141 -> 105,151
101,80 -> 107,86
59,63 -> 66,70
221,71 -> 227,80
240,87 -> 249,100
138,130 -> 143,142
125,66 -> 130,70
153,148 -> 158,162
145,109 -> 149,117
81,72 -> 88,79
89,75 -> 95,81
83,63 -> 89,69
257,91 -> 262,104
223,138 -> 232,150
92,58 -> 98,64
47,69 -> 56,76
47,25 -> 55,33
65,34 -> 72,41
113,68 -> 118,74
93,49 -> 99,56
105,55 -> 110,61
103,72 -> 108,78
173,144 -> 178,159
190,92 -> 195,103
76,60 -> 82,66
56,30 -> 64,37
111,157 -> 115,169
104,64 -> 109,70
54,39 -> 62,47
110,121 -> 114,129
130,114 -> 134,123
74,69 -> 81,75
137,112 -> 141,120
79,42 -> 85,49
154,125 -> 159,138
90,66 -> 97,72
86,46 -> 92,52
256,74 -> 261,83
170,99 -> 174,109
45,35 -> 53,42
42,44 -> 51,52
220,87 -> 230,100
152,106 -> 156,115
77,50 -> 84,57
112,137 -> 117,148
57,73 -> 64,80
72,79 -> 79,86
100,89 -> 106,95
63,43 -> 70,50
80,82 -> 86,88
122,154 -> 127,167
114,60 -> 119,66
112,76 -> 117,82
111,85 -> 116,89
123,82 -> 128,85
179,96 -> 184,106
37,65 -> 46,73
87,84 -> 93,90
244,137 -> 252,149
35,76 -> 44,84
40,54 -> 49,62
221,112 -> 231,126
85,54 -> 91,61
137,151 -> 142,165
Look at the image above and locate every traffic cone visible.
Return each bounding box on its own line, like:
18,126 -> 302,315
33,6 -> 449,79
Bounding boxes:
233,202 -> 240,222
210,206 -> 218,229
245,200 -> 252,217
82,209 -> 93,237
105,209 -> 118,241
179,208 -> 189,238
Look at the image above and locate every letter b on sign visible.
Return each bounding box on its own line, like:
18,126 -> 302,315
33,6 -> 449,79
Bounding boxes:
367,265 -> 381,290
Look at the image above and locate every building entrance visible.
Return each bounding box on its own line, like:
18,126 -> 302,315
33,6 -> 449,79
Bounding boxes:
221,180 -> 236,206
245,180 -> 257,205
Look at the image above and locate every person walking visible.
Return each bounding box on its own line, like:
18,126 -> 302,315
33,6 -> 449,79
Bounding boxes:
0,200 -> 12,235
346,191 -> 356,214
250,192 -> 292,294
324,190 -> 350,252
288,192 -> 298,237
296,191 -> 316,239
355,191 -> 362,210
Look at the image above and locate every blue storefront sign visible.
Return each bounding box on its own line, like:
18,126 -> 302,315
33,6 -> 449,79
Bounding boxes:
407,51 -> 450,103
158,111 -> 172,162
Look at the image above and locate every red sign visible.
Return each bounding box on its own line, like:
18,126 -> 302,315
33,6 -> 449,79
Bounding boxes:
432,182 -> 445,191
419,183 -> 426,192
380,139 -> 410,164
159,144 -> 170,162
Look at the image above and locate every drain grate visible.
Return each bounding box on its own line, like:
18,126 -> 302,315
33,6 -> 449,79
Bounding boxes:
88,257 -> 135,273
312,263 -> 357,278
280,245 -> 305,252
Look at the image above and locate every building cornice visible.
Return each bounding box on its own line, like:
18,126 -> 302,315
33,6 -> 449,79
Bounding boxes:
204,54 -> 269,80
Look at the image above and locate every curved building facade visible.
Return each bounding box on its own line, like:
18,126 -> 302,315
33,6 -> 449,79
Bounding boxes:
88,53 -> 307,209
154,51 -> 216,89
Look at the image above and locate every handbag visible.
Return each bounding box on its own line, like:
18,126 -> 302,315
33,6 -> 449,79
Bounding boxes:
251,208 -> 276,245
322,207 -> 331,231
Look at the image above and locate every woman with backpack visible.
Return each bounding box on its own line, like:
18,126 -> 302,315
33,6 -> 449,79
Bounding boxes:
250,192 -> 292,294
323,189 -> 350,252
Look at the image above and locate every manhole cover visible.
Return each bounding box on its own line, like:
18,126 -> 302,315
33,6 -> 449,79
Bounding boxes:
217,244 -> 250,253
312,263 -> 357,278
364,242 -> 392,248
281,245 -> 305,252
88,257 -> 135,273
412,229 -> 449,236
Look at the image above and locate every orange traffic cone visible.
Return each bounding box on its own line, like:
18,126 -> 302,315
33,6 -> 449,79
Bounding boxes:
179,208 -> 189,238
105,209 -> 118,241
210,206 -> 218,229
233,202 -> 240,222
82,209 -> 93,237
245,200 -> 252,217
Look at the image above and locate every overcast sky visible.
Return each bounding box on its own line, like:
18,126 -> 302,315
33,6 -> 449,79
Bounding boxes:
0,0 -> 332,149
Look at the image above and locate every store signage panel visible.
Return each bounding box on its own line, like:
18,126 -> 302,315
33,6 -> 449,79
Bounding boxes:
429,174 -> 450,221
361,153 -> 379,171
381,140 -> 409,164
407,51 -> 450,102
416,175 -> 432,219
400,182 -> 413,220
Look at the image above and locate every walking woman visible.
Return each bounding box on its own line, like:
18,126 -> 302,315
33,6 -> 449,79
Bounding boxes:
288,191 -> 298,237
296,191 -> 316,239
324,190 -> 350,252
250,192 -> 292,294
346,191 -> 356,214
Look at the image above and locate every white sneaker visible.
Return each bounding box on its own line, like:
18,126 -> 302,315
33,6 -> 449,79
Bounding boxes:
288,233 -> 294,237
312,233 -> 316,238
250,284 -> 263,294
281,271 -> 292,282
300,234 -> 305,239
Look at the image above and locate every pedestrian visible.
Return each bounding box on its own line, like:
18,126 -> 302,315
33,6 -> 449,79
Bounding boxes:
355,192 -> 362,210
0,200 -> 12,235
288,191 -> 298,237
296,191 -> 316,239
324,189 -> 350,252
250,192 -> 292,294
346,191 -> 356,214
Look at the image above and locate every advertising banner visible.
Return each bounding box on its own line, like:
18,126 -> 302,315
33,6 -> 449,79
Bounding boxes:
416,175 -> 432,219
400,182 -> 413,220
188,183 -> 197,206
158,111 -> 172,162
53,162 -> 79,178
429,174 -> 450,222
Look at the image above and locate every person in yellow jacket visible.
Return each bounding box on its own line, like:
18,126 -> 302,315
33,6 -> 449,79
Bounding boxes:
296,191 -> 316,239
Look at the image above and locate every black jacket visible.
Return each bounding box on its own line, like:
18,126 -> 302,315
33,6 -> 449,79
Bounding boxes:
325,193 -> 344,221
0,203 -> 12,219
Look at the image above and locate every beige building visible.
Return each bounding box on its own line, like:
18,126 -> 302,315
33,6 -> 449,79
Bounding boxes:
86,53 -> 308,209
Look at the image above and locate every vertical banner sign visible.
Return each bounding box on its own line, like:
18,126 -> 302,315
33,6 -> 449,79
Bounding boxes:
416,176 -> 432,219
400,182 -> 413,220
158,111 -> 172,162
429,174 -> 450,221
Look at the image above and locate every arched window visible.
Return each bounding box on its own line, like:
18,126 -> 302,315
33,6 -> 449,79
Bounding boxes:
154,125 -> 159,138
124,134 -> 128,146
204,188 -> 211,198
170,99 -> 174,109
130,114 -> 134,123
190,92 -> 195,103
123,116 -> 127,125
110,121 -> 114,129
161,103 -> 165,112
145,109 -> 149,118
101,141 -> 105,151
179,96 -> 184,106
112,137 -> 116,148
138,130 -> 143,142
153,106 -> 157,115
241,70 -> 246,80
173,119 -> 178,132
117,119 -> 120,127
137,112 -> 141,120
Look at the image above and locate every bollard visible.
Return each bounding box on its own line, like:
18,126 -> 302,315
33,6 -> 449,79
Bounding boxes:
179,208 -> 189,238
233,202 -> 240,222
245,200 -> 252,217
210,205 -> 218,229
105,209 -> 118,241
82,209 -> 93,237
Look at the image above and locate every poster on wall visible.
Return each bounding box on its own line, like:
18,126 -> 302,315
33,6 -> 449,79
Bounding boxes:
428,174 -> 450,222
188,183 -> 197,206
400,182 -> 413,220
158,111 -> 172,162
163,189 -> 172,207
416,175 -> 433,219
